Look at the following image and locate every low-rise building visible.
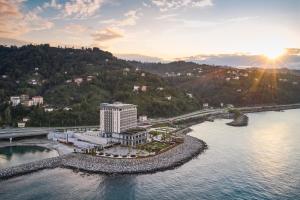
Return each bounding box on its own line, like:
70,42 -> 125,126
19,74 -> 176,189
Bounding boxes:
186,93 -> 193,98
74,78 -> 83,85
141,85 -> 147,92
63,107 -> 72,111
86,76 -> 94,81
203,103 -> 209,109
166,96 -> 172,101
139,115 -> 148,122
32,96 -> 44,106
44,107 -> 54,112
112,128 -> 147,146
10,96 -> 20,106
18,122 -> 26,128
22,117 -> 30,122
20,94 -> 29,102
23,100 -> 34,107
133,85 -> 140,92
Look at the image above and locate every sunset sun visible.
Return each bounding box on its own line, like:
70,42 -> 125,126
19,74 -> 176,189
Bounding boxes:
263,48 -> 286,60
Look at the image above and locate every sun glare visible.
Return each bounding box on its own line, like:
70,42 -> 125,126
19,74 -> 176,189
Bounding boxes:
263,48 -> 286,60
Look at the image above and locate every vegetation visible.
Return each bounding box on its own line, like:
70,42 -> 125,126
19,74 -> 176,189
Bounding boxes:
0,45 -> 200,127
136,62 -> 300,107
139,141 -> 170,153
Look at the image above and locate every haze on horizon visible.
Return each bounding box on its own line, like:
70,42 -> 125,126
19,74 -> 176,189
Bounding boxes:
1,0 -> 300,68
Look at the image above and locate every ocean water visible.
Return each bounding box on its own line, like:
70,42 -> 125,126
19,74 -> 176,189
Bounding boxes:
0,145 -> 58,169
0,109 -> 300,200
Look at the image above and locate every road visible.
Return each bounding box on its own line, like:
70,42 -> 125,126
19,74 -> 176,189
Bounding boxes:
1,103 -> 300,140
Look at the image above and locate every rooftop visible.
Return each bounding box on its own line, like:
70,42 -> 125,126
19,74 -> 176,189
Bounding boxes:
100,102 -> 137,109
122,127 -> 147,135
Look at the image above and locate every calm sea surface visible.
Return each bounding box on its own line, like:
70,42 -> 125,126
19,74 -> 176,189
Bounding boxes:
0,145 -> 58,169
0,109 -> 300,200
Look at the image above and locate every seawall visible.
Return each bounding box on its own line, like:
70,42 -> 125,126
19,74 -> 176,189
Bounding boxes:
0,135 -> 206,179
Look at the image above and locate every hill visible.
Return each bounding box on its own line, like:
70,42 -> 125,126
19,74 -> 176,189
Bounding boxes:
135,62 -> 300,107
0,45 -> 200,127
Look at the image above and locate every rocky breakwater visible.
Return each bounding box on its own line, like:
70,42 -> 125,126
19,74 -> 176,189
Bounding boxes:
0,156 -> 65,179
61,135 -> 207,174
0,135 -> 207,178
227,114 -> 249,127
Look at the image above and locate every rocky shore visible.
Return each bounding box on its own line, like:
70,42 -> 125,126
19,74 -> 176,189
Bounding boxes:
0,135 -> 207,179
226,114 -> 249,127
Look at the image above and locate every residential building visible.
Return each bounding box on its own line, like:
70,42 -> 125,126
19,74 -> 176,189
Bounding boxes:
18,122 -> 26,128
100,102 -> 137,134
141,85 -> 147,92
23,100 -> 34,107
86,76 -> 94,81
44,107 -> 54,112
74,78 -> 83,85
186,93 -> 193,98
203,103 -> 209,109
133,85 -> 140,92
139,115 -> 148,122
166,96 -> 172,101
10,96 -> 20,106
30,79 -> 38,85
32,96 -> 43,106
20,94 -> 29,102
63,107 -> 72,111
23,117 -> 30,122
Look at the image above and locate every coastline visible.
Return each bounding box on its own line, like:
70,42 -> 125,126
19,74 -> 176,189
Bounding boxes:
1,105 -> 299,179
0,134 -> 207,179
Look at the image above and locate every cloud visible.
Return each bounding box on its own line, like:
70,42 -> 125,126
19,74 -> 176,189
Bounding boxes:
0,0 -> 53,37
64,0 -> 104,18
92,27 -> 123,42
101,10 -> 140,27
23,12 -> 54,31
43,0 -> 63,10
151,0 -> 213,11
155,13 -> 178,20
178,51 -> 300,69
64,24 -> 88,34
0,0 -> 23,17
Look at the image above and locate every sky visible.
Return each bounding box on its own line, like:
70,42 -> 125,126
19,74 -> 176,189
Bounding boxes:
0,0 -> 300,67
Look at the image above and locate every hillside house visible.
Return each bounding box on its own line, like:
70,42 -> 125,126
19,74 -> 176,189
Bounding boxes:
32,96 -> 43,106
10,96 -> 20,106
141,86 -> 147,92
133,85 -> 140,92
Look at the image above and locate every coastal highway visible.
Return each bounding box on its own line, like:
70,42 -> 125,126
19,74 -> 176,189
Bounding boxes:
1,103 -> 300,140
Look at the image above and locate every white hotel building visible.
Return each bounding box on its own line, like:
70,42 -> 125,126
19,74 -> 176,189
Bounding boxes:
100,102 -> 147,146
100,102 -> 137,134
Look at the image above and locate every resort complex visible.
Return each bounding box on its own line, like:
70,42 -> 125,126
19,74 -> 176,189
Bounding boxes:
47,102 -> 190,159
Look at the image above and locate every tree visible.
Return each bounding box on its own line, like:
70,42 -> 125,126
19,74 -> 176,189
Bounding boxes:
4,106 -> 12,125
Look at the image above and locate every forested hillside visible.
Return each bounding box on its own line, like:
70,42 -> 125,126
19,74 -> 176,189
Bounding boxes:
0,45 -> 199,127
136,61 -> 300,107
